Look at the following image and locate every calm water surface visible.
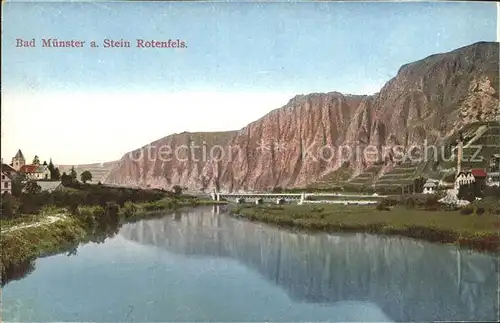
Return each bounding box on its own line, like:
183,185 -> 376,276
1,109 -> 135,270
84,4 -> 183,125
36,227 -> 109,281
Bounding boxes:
2,206 -> 499,322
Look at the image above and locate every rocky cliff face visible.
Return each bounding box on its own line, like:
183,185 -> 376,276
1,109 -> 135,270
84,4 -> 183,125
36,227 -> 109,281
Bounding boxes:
105,41 -> 499,191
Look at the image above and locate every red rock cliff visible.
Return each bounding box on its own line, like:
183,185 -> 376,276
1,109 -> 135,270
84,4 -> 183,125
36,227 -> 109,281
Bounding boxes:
105,41 -> 499,192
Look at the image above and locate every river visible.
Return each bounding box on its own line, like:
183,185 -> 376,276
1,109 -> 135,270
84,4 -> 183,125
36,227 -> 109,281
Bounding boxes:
2,205 -> 498,322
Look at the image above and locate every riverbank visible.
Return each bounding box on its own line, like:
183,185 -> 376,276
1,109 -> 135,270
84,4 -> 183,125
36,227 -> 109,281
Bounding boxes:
231,204 -> 500,253
0,196 -> 225,284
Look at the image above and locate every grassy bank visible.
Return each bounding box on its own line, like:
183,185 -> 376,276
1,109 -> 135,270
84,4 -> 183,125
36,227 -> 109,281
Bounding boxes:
0,216 -> 86,280
0,196 -> 224,284
232,204 -> 500,253
120,196 -> 226,220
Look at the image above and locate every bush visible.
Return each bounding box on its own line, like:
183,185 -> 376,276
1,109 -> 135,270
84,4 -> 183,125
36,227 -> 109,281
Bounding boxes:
380,197 -> 399,207
171,185 -> 182,196
483,186 -> 500,198
1,193 -> 15,219
76,205 -> 105,227
476,207 -> 485,215
376,202 -> 390,211
472,196 -> 500,215
460,207 -> 473,215
120,201 -> 138,218
105,202 -> 119,218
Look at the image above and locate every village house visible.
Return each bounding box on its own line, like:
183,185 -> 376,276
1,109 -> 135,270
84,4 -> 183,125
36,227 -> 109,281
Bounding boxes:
1,162 -> 17,179
1,171 -> 12,195
486,154 -> 500,187
470,168 -> 487,191
20,164 -> 51,180
454,168 -> 488,198
455,171 -> 475,190
423,178 -> 439,194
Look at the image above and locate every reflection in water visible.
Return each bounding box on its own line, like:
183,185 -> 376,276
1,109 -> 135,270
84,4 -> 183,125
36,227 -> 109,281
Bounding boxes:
119,206 -> 499,322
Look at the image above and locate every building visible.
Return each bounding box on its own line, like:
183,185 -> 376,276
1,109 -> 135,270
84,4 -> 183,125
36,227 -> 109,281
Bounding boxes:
9,149 -> 51,180
423,178 -> 439,194
20,164 -> 51,180
487,154 -> 500,186
1,171 -> 12,194
423,179 -> 437,194
470,168 -> 487,191
36,181 -> 64,192
11,149 -> 26,171
490,154 -> 500,172
1,163 -> 17,179
455,171 -> 475,190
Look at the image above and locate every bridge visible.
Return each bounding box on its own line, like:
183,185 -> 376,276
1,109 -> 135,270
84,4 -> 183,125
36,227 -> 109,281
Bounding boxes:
210,192 -> 387,205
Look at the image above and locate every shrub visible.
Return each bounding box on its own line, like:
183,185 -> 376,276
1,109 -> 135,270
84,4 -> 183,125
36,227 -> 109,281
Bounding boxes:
120,201 -> 138,218
483,186 -> 500,198
460,207 -> 473,215
380,197 -> 399,207
1,193 -> 15,219
171,185 -> 182,196
472,196 -> 500,215
76,205 -> 105,227
476,207 -> 485,215
376,202 -> 390,211
105,202 -> 119,218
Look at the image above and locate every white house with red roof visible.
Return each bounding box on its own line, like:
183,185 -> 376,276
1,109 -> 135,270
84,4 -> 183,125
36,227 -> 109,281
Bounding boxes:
20,164 -> 51,180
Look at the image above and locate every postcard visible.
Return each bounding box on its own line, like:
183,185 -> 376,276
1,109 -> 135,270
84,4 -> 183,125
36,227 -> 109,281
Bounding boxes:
1,1 -> 499,322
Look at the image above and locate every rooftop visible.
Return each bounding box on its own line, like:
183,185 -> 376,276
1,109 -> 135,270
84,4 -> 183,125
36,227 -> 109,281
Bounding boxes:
14,149 -> 25,160
36,181 -> 62,192
471,169 -> 487,177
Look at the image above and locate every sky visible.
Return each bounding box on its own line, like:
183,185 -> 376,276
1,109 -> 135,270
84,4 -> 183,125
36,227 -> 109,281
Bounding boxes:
1,1 -> 498,165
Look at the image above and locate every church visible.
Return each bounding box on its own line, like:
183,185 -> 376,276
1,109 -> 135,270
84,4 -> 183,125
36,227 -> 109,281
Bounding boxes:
11,149 -> 51,180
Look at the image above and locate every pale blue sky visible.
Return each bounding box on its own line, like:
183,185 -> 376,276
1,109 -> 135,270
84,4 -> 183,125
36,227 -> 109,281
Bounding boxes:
1,1 -> 497,164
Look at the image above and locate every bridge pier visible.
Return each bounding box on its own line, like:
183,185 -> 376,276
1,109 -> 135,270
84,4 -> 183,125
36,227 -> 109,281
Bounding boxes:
255,198 -> 263,205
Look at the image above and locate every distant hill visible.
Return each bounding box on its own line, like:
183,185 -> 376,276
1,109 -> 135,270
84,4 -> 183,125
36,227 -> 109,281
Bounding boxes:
58,161 -> 120,184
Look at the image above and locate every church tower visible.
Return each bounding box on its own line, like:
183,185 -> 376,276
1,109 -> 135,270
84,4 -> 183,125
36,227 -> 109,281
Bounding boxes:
11,149 -> 26,171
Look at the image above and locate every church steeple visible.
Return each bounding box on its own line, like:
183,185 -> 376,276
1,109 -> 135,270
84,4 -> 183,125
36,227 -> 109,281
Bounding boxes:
11,149 -> 26,171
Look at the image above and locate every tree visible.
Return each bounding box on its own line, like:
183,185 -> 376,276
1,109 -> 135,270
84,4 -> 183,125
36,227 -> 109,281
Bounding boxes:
61,172 -> 71,185
32,155 -> 40,165
25,180 -> 41,195
48,159 -> 56,180
1,192 -> 15,219
81,170 -> 92,184
70,166 -> 77,180
11,174 -> 26,197
172,185 -> 182,196
53,167 -> 61,181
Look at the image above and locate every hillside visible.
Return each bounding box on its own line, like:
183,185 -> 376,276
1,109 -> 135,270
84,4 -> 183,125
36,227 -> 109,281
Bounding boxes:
58,161 -> 120,184
103,41 -> 499,192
